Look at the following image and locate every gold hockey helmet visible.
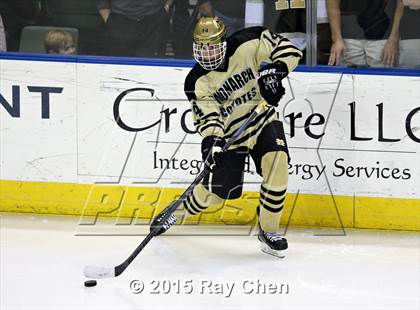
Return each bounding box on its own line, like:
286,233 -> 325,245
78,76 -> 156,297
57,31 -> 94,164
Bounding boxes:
193,17 -> 227,70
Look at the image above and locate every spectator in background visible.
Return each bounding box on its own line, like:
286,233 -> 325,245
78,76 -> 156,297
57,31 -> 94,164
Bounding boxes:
399,0 -> 420,67
0,14 -> 6,52
327,0 -> 404,67
402,0 -> 420,9
263,0 -> 332,64
170,0 -> 193,58
197,0 -> 245,36
96,0 -> 172,57
45,30 -> 76,54
0,0 -> 43,51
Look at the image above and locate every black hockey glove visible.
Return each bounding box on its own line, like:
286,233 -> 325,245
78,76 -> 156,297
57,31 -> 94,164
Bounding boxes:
257,63 -> 287,107
201,135 -> 226,171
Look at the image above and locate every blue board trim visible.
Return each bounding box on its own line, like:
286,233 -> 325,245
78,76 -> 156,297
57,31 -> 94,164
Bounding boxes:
1,52 -> 419,77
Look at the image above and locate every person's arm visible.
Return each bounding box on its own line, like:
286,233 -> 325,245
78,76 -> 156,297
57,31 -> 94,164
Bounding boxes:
326,0 -> 346,65
197,0 -> 214,17
256,29 -> 303,76
256,28 -> 303,107
185,71 -> 225,169
99,9 -> 111,22
184,74 -> 224,138
164,0 -> 174,13
96,0 -> 111,23
382,0 -> 404,67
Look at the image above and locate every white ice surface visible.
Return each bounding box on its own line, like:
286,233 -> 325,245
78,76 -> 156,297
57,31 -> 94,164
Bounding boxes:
1,214 -> 419,310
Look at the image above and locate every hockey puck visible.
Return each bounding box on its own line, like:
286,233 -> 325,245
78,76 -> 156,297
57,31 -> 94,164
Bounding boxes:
84,280 -> 97,287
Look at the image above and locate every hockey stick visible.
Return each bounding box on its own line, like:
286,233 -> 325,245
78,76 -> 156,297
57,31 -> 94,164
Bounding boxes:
84,100 -> 268,279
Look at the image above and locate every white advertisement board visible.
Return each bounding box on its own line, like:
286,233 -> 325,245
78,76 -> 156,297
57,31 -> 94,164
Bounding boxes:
1,59 -> 419,199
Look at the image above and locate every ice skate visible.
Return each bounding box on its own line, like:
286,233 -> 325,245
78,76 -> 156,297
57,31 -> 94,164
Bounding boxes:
258,225 -> 288,258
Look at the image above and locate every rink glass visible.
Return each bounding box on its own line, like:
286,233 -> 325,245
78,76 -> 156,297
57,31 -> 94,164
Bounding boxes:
0,0 -> 418,68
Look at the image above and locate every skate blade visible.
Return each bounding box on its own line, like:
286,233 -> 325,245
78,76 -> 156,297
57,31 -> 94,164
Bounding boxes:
260,243 -> 287,259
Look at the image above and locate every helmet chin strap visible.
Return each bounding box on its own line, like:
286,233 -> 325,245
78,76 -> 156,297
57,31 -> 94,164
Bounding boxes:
217,59 -> 227,70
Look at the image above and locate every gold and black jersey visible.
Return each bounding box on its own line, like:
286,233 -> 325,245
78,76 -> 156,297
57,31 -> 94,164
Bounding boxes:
184,27 -> 302,150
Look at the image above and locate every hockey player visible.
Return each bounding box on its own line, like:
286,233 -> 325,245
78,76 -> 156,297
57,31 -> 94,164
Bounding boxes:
153,17 -> 302,258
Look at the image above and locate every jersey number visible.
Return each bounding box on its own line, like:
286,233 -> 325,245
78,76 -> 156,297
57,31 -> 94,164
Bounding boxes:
263,32 -> 281,48
275,0 -> 305,10
192,102 -> 204,117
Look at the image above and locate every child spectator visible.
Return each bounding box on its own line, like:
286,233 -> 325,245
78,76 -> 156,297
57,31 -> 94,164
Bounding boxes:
45,30 -> 76,54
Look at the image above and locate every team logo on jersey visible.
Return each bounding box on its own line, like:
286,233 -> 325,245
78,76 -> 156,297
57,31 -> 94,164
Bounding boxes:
213,68 -> 255,104
220,87 -> 257,117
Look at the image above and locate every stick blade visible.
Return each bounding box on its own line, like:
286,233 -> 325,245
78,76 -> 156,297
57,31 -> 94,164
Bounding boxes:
84,265 -> 115,279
